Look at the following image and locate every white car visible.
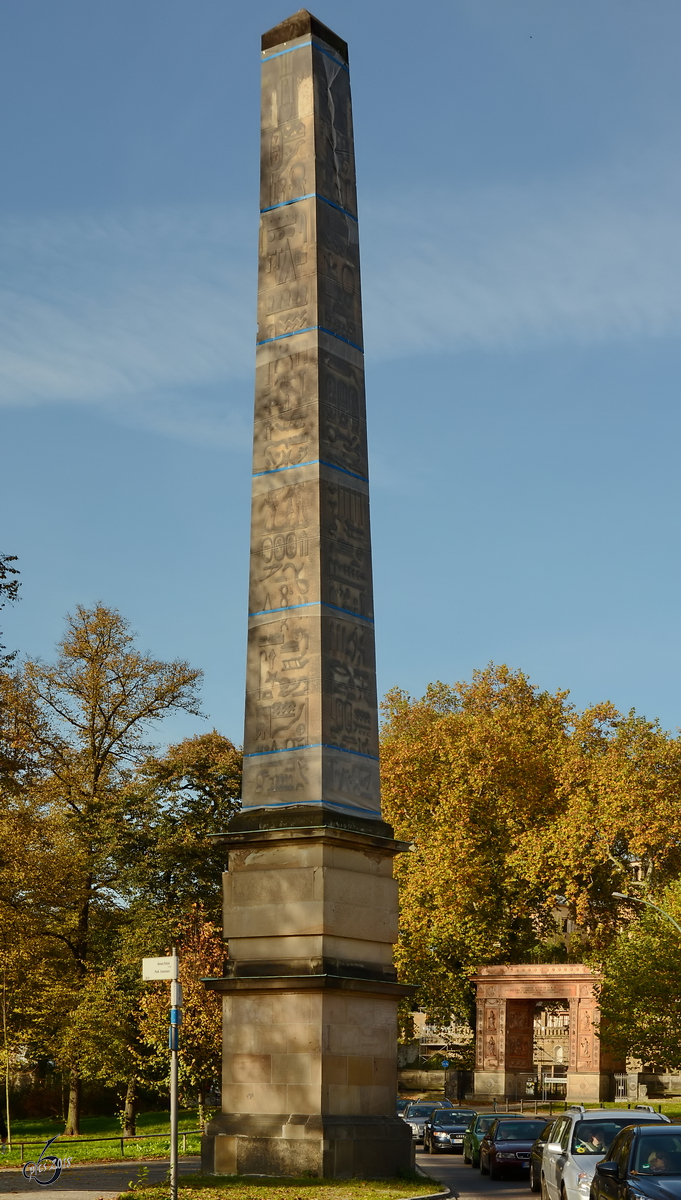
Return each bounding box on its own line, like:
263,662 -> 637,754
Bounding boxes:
541,1106 -> 670,1200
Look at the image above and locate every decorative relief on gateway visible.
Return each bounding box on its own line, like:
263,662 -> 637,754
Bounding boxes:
253,348 -> 318,473
577,1004 -> 597,1068
250,481 -> 316,613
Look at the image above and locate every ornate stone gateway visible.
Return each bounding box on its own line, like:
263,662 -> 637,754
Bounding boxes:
201,9 -> 414,1180
472,964 -> 625,1103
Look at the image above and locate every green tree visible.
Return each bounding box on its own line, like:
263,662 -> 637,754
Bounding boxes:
597,879 -> 681,1068
120,732 -> 242,922
11,603 -> 203,1135
139,908 -> 224,1126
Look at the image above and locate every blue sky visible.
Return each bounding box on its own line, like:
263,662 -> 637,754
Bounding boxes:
2,0 -> 681,746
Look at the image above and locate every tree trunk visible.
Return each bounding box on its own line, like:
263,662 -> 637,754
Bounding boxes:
64,1069 -> 80,1136
122,1076 -> 137,1137
197,1090 -> 205,1130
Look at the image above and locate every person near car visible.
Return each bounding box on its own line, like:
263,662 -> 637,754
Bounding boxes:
647,1149 -> 673,1173
575,1130 -> 606,1154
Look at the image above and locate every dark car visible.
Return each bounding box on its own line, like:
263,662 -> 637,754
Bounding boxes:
464,1113 -> 497,1168
397,1096 -> 411,1116
530,1120 -> 556,1192
423,1108 -> 477,1155
590,1124 -> 681,1200
404,1099 -> 453,1143
480,1116 -> 549,1179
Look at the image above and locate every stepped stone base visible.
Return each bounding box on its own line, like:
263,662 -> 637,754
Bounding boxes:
202,1114 -> 414,1179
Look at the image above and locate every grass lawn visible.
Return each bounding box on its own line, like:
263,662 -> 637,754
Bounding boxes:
122,1172 -> 444,1200
0,1108 -> 206,1167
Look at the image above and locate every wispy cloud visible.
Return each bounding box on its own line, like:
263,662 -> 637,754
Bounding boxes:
1,162 -> 681,442
0,205 -> 256,444
362,166 -> 681,357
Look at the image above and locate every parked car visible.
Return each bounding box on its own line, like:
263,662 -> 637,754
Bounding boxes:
480,1116 -> 549,1179
530,1120 -> 556,1191
463,1113 -> 497,1168
423,1108 -> 477,1155
589,1124 -> 681,1200
404,1099 -> 453,1143
542,1106 -> 671,1200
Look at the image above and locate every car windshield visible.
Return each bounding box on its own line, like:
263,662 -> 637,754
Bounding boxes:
407,1105 -> 438,1119
476,1116 -> 495,1133
573,1119 -> 664,1156
496,1121 -> 547,1142
397,1099 -> 409,1114
633,1134 -> 681,1176
432,1111 -> 472,1127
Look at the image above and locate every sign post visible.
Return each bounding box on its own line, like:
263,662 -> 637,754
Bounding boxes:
142,953 -> 182,1200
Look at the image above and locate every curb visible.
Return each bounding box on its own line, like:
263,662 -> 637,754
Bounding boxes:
397,1179 -> 454,1200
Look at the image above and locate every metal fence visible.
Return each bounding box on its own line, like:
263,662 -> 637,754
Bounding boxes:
9,1129 -> 203,1164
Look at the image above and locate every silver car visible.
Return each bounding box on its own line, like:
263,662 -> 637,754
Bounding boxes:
404,1100 -> 453,1143
541,1106 -> 670,1200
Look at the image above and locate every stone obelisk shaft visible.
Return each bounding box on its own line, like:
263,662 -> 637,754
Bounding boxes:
242,8 -> 379,820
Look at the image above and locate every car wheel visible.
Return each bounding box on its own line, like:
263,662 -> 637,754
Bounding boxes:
530,1162 -> 541,1193
463,1148 -> 471,1164
480,1153 -> 489,1175
473,1152 -> 480,1169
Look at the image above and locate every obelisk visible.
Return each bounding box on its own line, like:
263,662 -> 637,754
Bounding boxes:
202,10 -> 414,1178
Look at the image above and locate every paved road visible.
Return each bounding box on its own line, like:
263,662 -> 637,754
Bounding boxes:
416,1149 -> 535,1200
0,1156 -> 199,1199
0,1147 -> 526,1200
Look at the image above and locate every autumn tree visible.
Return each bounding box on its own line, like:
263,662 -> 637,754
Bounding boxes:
380,666 -> 571,1024
10,604 -> 203,1135
517,706 -> 681,950
381,664 -> 681,1027
0,554 -> 19,667
139,908 -> 224,1126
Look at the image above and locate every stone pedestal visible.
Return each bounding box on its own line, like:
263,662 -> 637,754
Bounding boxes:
202,808 -> 414,1177
565,1073 -> 612,1103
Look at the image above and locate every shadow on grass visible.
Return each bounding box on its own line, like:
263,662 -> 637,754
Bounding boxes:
123,1171 -> 444,1200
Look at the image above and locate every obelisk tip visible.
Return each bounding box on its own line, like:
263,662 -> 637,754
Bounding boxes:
261,9 -> 348,63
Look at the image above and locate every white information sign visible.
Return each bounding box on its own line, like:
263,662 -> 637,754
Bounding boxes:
142,956 -> 178,981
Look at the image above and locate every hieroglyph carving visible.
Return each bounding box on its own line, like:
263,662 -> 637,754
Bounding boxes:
242,33 -> 378,815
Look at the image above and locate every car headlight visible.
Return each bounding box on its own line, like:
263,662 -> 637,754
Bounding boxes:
577,1173 -> 592,1194
497,1152 -> 517,1160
